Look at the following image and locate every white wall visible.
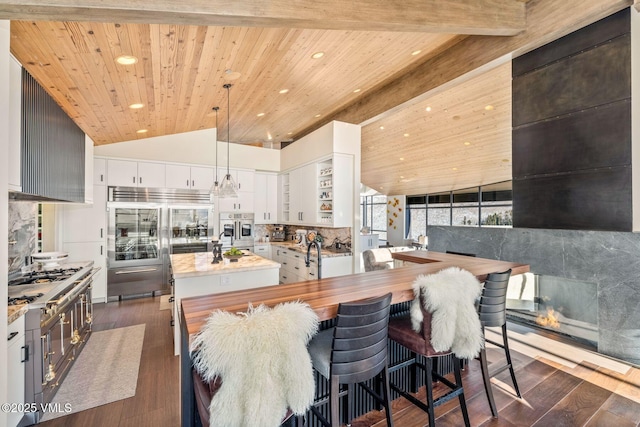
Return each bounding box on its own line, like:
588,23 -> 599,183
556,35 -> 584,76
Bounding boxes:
386,195 -> 407,246
1,19 -> 11,424
94,128 -> 281,172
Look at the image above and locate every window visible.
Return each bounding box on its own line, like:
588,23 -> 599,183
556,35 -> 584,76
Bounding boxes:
360,194 -> 388,242
405,181 -> 512,238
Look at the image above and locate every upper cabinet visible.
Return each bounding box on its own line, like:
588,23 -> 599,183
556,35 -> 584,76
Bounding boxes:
288,163 -> 316,225
107,159 -> 166,188
216,168 -> 255,212
165,164 -> 214,190
94,157 -> 107,186
254,172 -> 278,224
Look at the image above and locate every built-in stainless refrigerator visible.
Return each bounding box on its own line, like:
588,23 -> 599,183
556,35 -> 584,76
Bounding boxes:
106,187 -> 213,299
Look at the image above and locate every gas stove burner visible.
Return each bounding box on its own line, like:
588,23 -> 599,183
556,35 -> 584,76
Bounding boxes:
8,293 -> 44,306
8,267 -> 83,286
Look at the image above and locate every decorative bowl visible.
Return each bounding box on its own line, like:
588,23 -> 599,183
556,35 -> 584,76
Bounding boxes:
224,254 -> 243,262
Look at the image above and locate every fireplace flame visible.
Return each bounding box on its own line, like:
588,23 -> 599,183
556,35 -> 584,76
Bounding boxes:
536,308 -> 560,329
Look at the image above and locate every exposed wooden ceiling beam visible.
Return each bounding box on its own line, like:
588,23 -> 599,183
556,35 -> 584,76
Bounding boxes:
0,0 -> 526,35
292,0 -> 632,139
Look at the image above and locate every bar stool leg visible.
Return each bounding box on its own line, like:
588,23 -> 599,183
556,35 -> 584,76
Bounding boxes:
330,377 -> 340,427
479,346 -> 498,417
502,324 -> 522,398
424,357 -> 436,427
382,367 -> 394,427
453,357 -> 471,427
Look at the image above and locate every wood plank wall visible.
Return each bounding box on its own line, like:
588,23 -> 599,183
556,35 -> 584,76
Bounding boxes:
512,9 -> 632,231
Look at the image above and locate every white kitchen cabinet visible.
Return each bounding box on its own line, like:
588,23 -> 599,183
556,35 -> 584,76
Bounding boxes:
253,243 -> 271,259
165,164 -> 214,190
7,315 -> 26,427
84,136 -> 95,203
215,168 -> 255,212
254,172 -> 278,224
60,185 -> 107,243
61,241 -> 107,302
107,159 -> 165,188
289,163 -> 316,224
8,55 -> 21,192
235,169 -> 255,192
361,234 -> 379,250
94,157 -> 107,186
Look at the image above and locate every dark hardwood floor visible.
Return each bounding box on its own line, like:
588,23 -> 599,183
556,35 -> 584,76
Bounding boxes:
38,297 -> 640,427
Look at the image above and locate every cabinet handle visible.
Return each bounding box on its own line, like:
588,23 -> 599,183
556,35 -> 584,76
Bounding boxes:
22,344 -> 29,363
100,228 -> 103,238
133,176 -> 136,184
100,174 -> 104,182
8,331 -> 18,341
139,177 -> 142,184
100,245 -> 103,256
192,180 -> 195,187
238,182 -> 241,190
294,266 -> 299,270
187,180 -> 189,187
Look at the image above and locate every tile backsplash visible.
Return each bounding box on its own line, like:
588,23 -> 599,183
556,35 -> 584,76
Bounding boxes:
8,201 -> 37,273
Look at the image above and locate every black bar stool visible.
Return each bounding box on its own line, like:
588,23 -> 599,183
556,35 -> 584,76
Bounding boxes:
387,267 -> 485,426
477,269 -> 522,417
302,293 -> 394,427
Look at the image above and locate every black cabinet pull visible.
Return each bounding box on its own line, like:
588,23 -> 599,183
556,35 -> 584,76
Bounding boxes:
22,344 -> 29,362
8,331 -> 18,341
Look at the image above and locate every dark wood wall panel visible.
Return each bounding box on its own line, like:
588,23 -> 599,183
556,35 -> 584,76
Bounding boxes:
513,9 -> 629,77
513,35 -> 630,127
513,167 -> 632,231
513,99 -> 631,178
512,8 -> 632,232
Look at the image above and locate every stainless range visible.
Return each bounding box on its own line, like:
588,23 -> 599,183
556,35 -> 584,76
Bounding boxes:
8,262 -> 98,425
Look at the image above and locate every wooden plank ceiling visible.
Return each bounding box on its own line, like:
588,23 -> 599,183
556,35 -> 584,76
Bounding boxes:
4,0 -> 630,196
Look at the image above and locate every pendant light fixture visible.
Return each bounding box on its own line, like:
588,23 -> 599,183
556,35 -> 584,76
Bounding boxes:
219,83 -> 238,198
209,106 -> 221,198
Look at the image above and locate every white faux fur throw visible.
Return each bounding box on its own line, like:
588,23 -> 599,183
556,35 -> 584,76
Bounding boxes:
410,267 -> 484,359
190,301 -> 319,427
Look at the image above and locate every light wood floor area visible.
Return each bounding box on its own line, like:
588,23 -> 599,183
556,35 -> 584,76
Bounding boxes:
39,297 -> 640,427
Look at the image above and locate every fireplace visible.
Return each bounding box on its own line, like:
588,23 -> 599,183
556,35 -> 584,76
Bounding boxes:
505,273 -> 598,348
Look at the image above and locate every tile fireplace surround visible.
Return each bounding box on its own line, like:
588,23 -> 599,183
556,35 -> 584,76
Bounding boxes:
428,225 -> 640,365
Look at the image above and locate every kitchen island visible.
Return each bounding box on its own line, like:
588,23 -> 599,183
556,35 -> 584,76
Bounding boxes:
170,251 -> 280,355
179,251 -> 529,426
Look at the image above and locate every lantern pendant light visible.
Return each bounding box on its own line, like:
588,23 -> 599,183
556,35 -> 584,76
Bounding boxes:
209,106 -> 221,198
219,83 -> 238,198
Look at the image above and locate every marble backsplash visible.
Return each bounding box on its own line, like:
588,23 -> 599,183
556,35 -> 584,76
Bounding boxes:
427,225 -> 640,364
254,224 -> 351,246
8,201 -> 38,273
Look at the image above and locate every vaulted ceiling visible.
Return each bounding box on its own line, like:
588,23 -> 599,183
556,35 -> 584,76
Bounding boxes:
1,0 -> 630,196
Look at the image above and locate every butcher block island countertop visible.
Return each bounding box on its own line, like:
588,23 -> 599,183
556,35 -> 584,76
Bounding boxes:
179,250 -> 530,426
181,251 -> 528,336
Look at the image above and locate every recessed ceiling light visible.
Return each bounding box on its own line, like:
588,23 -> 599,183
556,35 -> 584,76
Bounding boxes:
288,132 -> 293,135
353,88 -> 361,93
257,113 -> 265,117
485,105 -> 494,111
425,106 -> 432,112
399,157 -> 405,161
400,175 -> 405,179
129,103 -> 144,109
411,50 -> 422,56
314,114 -> 321,118
379,126 -> 384,130
404,133 -> 410,137
464,141 -> 471,146
136,129 -> 148,134
223,69 -> 241,81
311,52 -> 324,59
452,167 -> 458,171
116,55 -> 138,65
279,89 -> 289,94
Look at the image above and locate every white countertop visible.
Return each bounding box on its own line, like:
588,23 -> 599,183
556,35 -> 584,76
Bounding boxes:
170,251 -> 281,279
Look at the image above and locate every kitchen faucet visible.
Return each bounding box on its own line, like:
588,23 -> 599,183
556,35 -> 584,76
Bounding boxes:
305,240 -> 322,279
